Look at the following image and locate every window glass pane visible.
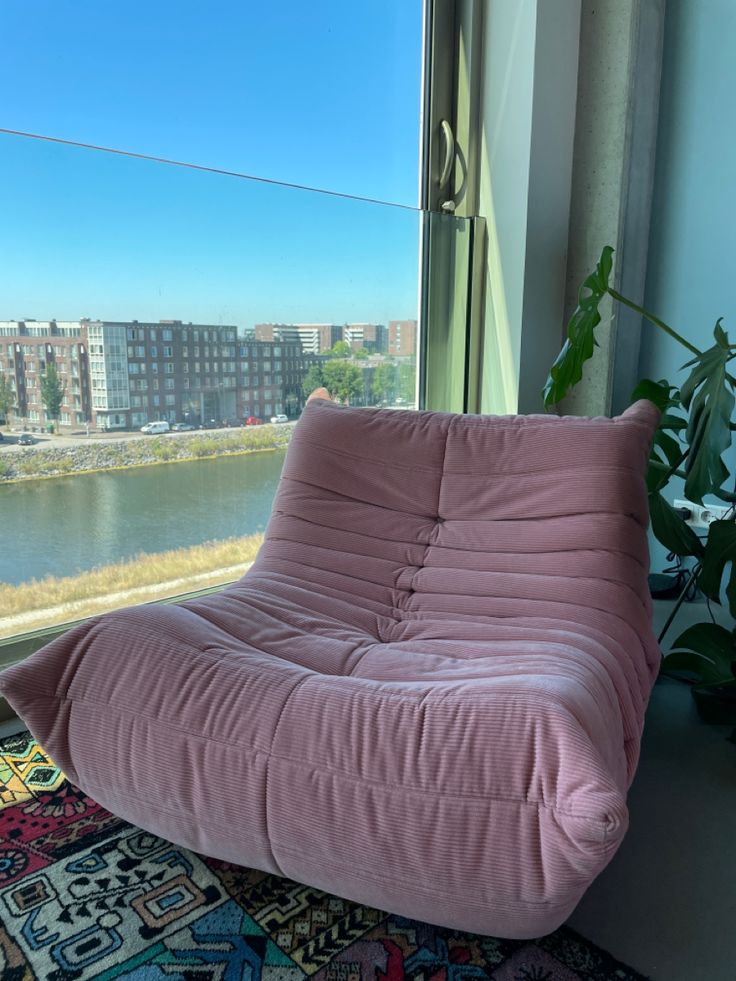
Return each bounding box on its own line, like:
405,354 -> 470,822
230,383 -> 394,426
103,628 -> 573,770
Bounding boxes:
0,1 -> 423,205
0,137 -> 423,637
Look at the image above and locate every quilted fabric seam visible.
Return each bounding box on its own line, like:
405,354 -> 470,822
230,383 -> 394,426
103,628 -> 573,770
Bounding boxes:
24,670 -> 635,713
423,547 -> 648,573
79,778 -> 273,846
346,640 -> 382,676
263,673 -> 315,875
197,596 -> 363,644
403,596 -> 654,638
267,535 -> 411,570
20,688 -> 274,756
61,617 -> 104,701
274,473 -> 431,517
266,751 -> 623,827
239,570 -> 397,618
266,533 -> 430,563
256,553 -> 406,594
11,687 -> 623,821
272,842 -> 585,911
437,415 -> 452,520
270,507 -> 433,544
276,477 -> 430,518
411,568 -> 651,607
290,433 -> 443,476
396,417 -> 453,608
438,463 -> 647,479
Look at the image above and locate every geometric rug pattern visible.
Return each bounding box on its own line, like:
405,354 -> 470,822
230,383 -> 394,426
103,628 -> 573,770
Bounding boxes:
0,731 -> 650,981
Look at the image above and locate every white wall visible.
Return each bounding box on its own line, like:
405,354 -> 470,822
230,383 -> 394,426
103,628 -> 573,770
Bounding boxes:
640,0 -> 736,569
641,0 -> 736,376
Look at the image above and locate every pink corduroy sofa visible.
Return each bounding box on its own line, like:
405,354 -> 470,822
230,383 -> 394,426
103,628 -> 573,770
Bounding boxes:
0,398 -> 661,939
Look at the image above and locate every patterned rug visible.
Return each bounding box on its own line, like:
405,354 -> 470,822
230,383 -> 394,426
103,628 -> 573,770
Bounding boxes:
0,730 -> 649,981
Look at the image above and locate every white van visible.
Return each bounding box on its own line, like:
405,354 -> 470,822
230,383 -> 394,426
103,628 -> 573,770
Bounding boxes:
140,420 -> 171,434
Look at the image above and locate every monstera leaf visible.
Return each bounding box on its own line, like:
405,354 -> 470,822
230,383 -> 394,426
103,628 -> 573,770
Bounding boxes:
629,379 -> 689,499
680,321 -> 735,504
648,490 -> 704,558
543,246 -> 614,408
630,378 -> 677,414
542,248 -> 736,726
698,519 -> 736,617
662,622 -> 736,685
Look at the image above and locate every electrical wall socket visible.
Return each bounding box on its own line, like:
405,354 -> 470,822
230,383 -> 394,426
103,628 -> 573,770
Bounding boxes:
673,498 -> 733,529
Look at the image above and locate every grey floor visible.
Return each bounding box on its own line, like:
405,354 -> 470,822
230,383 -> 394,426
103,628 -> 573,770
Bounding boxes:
569,675 -> 736,979
569,601 -> 736,980
1,605 -> 734,980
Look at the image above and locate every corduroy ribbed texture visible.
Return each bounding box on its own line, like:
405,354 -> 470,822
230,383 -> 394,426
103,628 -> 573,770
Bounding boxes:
0,398 -> 660,938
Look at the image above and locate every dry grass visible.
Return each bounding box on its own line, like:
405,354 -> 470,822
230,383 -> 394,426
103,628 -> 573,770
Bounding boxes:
0,533 -> 264,637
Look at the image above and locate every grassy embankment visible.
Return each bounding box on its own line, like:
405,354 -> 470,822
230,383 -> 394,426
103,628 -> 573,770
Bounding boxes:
0,425 -> 292,482
0,428 -> 288,635
0,533 -> 264,638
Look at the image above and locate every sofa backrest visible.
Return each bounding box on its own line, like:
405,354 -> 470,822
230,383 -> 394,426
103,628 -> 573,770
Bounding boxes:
256,405 -> 653,653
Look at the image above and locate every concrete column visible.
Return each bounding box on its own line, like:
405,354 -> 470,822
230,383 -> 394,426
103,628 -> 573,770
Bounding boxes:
562,0 -> 665,417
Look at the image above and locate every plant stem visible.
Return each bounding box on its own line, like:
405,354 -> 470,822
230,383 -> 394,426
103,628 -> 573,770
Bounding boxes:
609,286 -> 736,388
608,288 -> 702,356
652,448 -> 690,493
649,459 -> 688,481
658,564 -> 701,645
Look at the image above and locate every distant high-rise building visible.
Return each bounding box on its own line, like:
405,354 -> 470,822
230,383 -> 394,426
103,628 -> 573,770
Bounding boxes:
343,323 -> 387,353
388,320 -> 417,357
255,323 -> 342,355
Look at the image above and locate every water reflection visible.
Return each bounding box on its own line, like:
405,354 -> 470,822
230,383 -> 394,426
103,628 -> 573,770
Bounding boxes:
1,451 -> 286,586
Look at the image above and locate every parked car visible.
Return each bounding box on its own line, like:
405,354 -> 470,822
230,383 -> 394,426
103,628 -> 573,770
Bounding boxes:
270,414 -> 289,424
17,433 -> 35,445
171,422 -> 195,431
244,416 -> 263,426
140,421 -> 171,434
222,417 -> 244,428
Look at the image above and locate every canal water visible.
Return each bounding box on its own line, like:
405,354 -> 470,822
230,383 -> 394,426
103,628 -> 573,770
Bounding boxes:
1,449 -> 287,586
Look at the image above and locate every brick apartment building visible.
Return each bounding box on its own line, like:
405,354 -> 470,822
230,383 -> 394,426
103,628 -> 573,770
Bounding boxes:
235,337 -> 307,422
0,320 -> 308,431
387,320 -> 417,357
0,321 -> 91,427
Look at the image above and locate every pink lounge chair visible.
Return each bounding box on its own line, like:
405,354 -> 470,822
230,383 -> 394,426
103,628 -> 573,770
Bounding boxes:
0,398 -> 660,938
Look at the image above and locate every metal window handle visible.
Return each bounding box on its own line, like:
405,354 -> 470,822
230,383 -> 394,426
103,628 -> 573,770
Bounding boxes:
437,119 -> 455,189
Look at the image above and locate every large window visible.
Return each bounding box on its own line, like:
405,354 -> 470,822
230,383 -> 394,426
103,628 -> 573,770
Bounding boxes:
0,1 -> 431,640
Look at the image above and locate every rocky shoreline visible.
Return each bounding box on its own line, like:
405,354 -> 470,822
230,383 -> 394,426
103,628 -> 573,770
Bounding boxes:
0,427 -> 293,483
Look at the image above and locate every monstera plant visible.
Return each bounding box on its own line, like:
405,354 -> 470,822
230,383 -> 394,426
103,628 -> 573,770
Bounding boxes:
544,246 -> 736,724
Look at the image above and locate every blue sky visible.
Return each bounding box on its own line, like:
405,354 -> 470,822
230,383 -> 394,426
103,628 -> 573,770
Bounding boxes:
0,1 -> 423,329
